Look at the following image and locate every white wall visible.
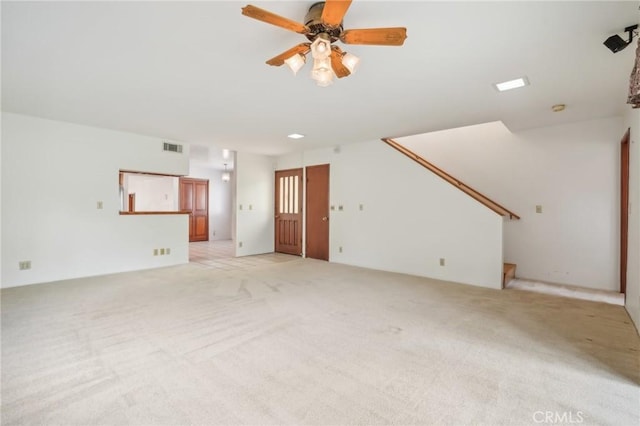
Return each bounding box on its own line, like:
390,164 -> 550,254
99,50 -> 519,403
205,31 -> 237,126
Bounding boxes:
235,152 -> 275,256
398,117 -> 621,291
625,108 -> 640,332
188,165 -> 233,241
0,117 -> 3,284
1,113 -> 190,288
276,140 -> 504,289
231,153 -> 237,246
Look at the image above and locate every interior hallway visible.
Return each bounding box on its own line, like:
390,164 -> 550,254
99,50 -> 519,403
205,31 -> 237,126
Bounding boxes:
189,240 -> 298,270
189,240 -> 236,261
2,259 -> 638,425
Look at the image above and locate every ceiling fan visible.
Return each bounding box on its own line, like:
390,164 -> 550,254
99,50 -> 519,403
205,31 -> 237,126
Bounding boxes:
241,1 -> 407,86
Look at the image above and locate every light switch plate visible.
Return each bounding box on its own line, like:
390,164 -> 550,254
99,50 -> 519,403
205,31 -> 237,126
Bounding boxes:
536,205 -> 542,214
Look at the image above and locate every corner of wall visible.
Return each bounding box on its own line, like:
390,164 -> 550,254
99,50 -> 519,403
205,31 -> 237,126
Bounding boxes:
624,108 -> 640,333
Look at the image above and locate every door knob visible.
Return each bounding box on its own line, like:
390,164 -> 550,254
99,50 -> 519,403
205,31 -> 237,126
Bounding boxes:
322,216 -> 328,221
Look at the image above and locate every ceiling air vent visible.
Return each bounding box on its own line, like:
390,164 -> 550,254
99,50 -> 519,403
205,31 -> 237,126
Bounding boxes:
163,142 -> 183,153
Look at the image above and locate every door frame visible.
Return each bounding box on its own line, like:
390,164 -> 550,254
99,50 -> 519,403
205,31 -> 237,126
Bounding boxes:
621,128 -> 630,295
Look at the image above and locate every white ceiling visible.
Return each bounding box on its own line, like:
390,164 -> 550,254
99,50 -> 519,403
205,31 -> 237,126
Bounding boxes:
190,144 -> 235,170
2,1 -> 638,156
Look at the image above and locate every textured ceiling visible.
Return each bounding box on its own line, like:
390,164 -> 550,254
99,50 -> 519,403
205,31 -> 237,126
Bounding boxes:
2,1 -> 638,156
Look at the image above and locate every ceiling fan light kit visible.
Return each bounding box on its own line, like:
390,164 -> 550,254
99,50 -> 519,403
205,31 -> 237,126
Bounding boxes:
341,52 -> 360,74
241,0 -> 407,87
284,53 -> 306,75
310,34 -> 331,59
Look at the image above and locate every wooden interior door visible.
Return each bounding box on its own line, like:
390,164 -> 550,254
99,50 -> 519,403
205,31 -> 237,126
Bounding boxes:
180,177 -> 209,242
621,128 -> 630,295
305,164 -> 330,261
275,169 -> 303,255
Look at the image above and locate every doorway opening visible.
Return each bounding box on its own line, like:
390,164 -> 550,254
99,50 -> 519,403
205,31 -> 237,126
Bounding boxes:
274,164 -> 330,260
185,146 -> 236,264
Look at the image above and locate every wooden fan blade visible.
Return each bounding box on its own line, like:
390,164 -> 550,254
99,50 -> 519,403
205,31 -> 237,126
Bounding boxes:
321,0 -> 353,27
330,46 -> 350,78
266,43 -> 311,66
340,27 -> 407,46
241,5 -> 308,34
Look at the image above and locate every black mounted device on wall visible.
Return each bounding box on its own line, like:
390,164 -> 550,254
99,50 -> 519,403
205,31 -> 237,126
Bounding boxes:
604,24 -> 639,53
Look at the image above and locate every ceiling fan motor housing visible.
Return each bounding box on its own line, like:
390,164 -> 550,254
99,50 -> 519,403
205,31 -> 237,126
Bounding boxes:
305,2 -> 342,42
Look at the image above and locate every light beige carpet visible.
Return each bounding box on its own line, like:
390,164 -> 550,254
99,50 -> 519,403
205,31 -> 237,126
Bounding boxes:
2,258 -> 639,425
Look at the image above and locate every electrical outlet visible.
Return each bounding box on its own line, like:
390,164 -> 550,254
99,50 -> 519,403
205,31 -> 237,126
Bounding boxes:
359,204 -> 364,211
239,204 -> 243,210
239,241 -> 243,248
536,205 -> 543,214
338,205 -> 344,211
153,249 -> 158,256
339,246 -> 343,253
19,261 -> 31,270
97,201 -> 103,209
439,258 -> 445,266
249,204 -> 253,210
160,248 -> 165,255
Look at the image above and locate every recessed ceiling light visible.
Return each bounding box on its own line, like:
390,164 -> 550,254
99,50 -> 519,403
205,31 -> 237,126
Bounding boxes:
288,133 -> 305,139
494,77 -> 529,92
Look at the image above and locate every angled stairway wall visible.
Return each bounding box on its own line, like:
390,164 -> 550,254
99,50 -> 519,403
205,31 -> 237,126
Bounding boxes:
382,136 -> 520,288
395,118 -> 624,292
382,137 -> 520,220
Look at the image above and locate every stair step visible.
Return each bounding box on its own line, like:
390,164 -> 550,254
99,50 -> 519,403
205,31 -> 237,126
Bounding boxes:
503,263 -> 516,287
